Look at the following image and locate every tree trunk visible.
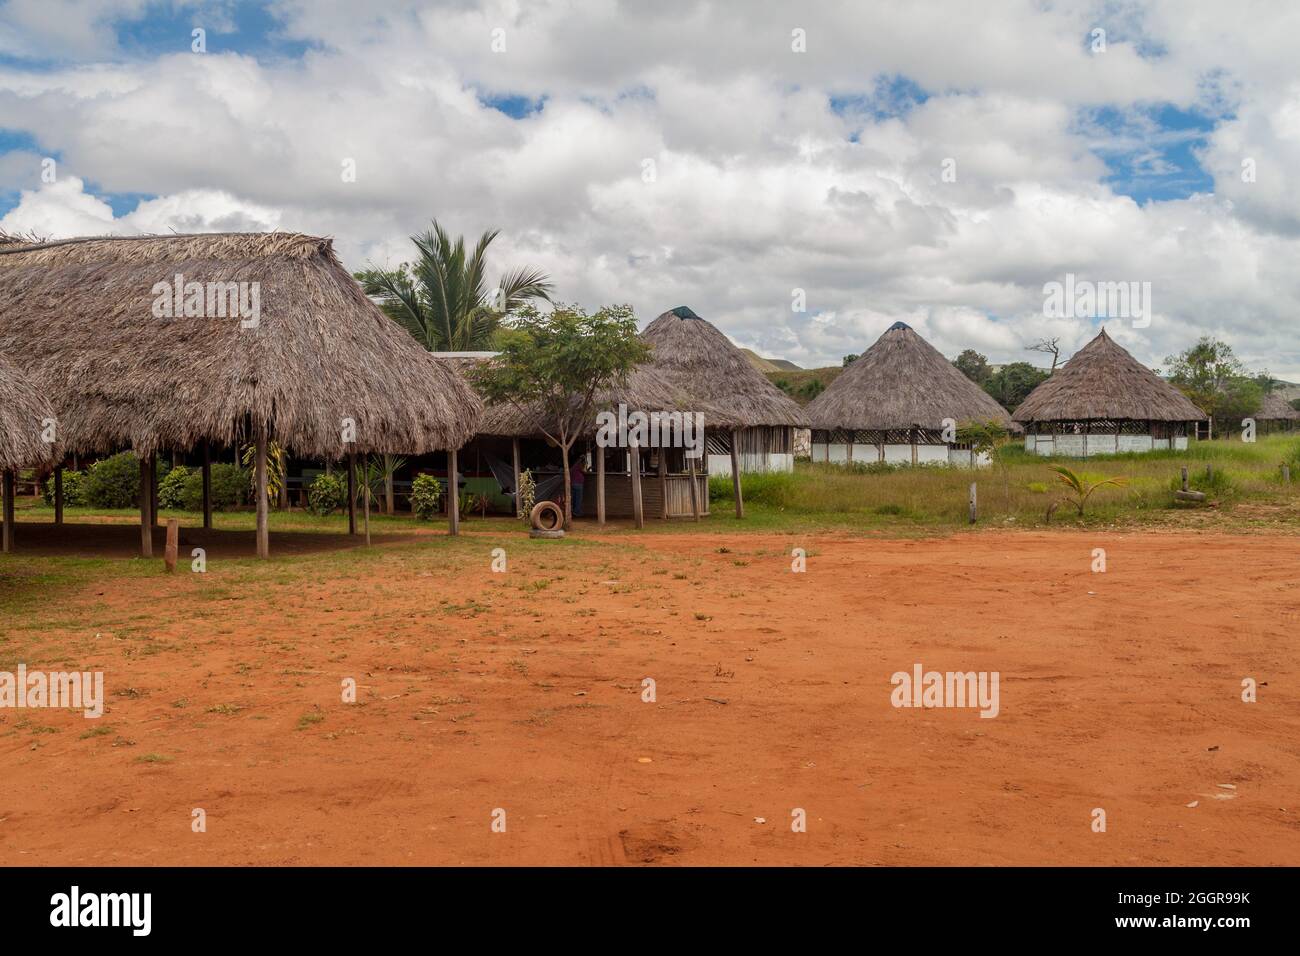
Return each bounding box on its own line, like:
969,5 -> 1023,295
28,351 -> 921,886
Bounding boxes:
384,455 -> 395,515
560,441 -> 572,530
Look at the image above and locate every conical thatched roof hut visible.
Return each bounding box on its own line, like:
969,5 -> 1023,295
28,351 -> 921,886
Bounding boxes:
641,307 -> 807,483
1256,390 -> 1300,428
0,350 -> 56,472
437,352 -> 717,524
1013,328 -> 1206,457
0,233 -> 483,555
804,321 -> 1014,466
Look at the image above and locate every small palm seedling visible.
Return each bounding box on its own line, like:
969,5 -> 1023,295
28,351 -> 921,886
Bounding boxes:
1045,465 -> 1127,521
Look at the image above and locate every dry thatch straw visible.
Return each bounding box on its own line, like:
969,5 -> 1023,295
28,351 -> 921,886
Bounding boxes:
0,349 -> 57,470
806,321 -> 1016,431
1013,328 -> 1206,424
641,307 -> 809,428
435,354 -> 712,438
0,233 -> 482,457
1256,389 -> 1300,423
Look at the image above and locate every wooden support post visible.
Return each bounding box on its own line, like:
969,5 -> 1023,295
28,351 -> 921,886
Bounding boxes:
658,450 -> 668,520
596,445 -> 606,526
138,457 -> 152,557
846,432 -> 854,465
1,469 -> 14,553
255,425 -> 269,559
1181,466 -> 1189,492
279,451 -> 290,512
54,464 -> 64,525
1207,463 -> 1214,482
347,453 -> 357,535
150,452 -> 159,526
969,482 -> 977,524
910,427 -> 919,466
363,465 -> 371,546
630,440 -> 644,530
730,429 -> 744,519
512,438 -> 522,518
448,447 -> 460,536
164,519 -> 179,572
1282,463 -> 1291,483
687,453 -> 701,522
202,442 -> 212,530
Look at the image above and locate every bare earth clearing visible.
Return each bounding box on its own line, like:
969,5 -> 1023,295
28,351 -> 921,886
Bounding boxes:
2,529 -> 1297,866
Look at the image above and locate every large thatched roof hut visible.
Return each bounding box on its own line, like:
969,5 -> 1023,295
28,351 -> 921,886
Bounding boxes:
0,232 -> 482,555
805,321 -> 1016,466
0,350 -> 58,552
1013,328 -> 1206,456
641,307 -> 808,480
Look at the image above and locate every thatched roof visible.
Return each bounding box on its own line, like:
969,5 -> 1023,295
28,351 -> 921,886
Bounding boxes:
1013,329 -> 1206,424
805,322 -> 1016,431
1257,389 -> 1300,422
435,353 -> 710,439
0,350 -> 57,470
0,233 -> 482,456
641,307 -> 809,429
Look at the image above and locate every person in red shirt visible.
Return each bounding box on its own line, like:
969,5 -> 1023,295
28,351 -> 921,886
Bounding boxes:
569,458 -> 586,517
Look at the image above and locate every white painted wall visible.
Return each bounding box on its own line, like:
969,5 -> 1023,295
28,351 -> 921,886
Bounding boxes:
810,443 -> 992,467
1024,432 -> 1180,456
708,452 -> 795,476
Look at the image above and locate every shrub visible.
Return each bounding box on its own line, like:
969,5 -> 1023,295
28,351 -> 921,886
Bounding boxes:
180,463 -> 249,511
84,452 -> 142,509
306,473 -> 346,516
411,474 -> 443,520
42,470 -> 88,507
157,465 -> 191,509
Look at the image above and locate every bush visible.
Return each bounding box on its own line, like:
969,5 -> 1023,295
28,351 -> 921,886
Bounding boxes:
42,470 -> 88,507
411,474 -> 443,520
157,465 -> 191,509
180,463 -> 249,511
84,452 -> 142,509
306,473 -> 346,516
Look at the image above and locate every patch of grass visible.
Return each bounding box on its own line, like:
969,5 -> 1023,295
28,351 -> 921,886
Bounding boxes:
296,712 -> 324,731
135,753 -> 173,764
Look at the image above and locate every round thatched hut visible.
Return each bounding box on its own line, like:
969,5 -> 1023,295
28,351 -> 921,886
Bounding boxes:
641,307 -> 809,478
0,350 -> 57,552
1013,328 -> 1206,456
805,321 -> 1016,466
441,354 -> 714,527
0,233 -> 482,556
1254,390 -> 1300,434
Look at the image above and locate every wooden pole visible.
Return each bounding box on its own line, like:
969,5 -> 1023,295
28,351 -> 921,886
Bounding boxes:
448,447 -> 460,536
596,445 -> 606,526
658,449 -> 668,520
969,482 -> 977,524
730,429 -> 744,519
1,469 -> 14,553
347,452 -> 357,535
910,427 -> 919,467
164,519 -> 179,572
138,457 -> 152,557
1282,463 -> 1291,483
363,463 -> 371,546
149,452 -> 159,526
255,425 -> 269,559
630,440 -> 644,530
687,453 -> 701,522
202,442 -> 212,530
1181,466 -> 1189,492
53,464 -> 64,525
279,449 -> 290,511
512,438 -> 522,518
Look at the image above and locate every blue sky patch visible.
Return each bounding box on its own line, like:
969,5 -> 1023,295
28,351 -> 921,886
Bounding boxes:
1078,103 -> 1218,203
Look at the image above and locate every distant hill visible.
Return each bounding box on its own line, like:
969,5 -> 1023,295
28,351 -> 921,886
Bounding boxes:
764,367 -> 843,405
740,348 -> 802,373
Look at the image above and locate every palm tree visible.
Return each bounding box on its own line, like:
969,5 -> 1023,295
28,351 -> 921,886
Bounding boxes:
356,220 -> 553,352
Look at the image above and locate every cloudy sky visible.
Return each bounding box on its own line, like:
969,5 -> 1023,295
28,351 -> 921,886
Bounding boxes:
2,0 -> 1298,377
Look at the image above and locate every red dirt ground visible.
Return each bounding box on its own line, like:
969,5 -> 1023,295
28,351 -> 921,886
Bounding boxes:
2,530 -> 1297,866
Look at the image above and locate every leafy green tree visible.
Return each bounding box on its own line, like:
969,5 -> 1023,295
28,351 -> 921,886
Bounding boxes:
953,349 -> 992,386
984,362 -> 1049,411
475,304 -> 651,528
355,220 -> 552,352
1164,337 -> 1260,438
842,353 -> 859,367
